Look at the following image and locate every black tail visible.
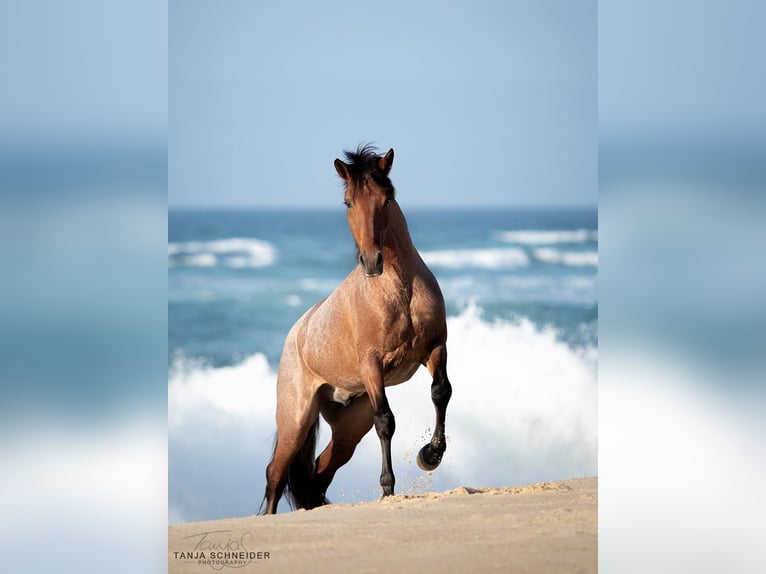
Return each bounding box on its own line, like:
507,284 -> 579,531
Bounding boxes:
285,418 -> 328,510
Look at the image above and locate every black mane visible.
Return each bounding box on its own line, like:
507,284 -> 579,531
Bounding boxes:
342,144 -> 394,193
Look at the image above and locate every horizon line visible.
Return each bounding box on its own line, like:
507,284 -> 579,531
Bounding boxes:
168,203 -> 597,211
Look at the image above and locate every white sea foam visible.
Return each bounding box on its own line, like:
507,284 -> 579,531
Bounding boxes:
168,238 -> 277,268
533,248 -> 598,267
168,305 -> 597,519
168,353 -> 277,428
223,255 -> 269,268
174,253 -> 217,267
498,275 -> 598,304
438,274 -> 598,305
285,295 -> 302,307
421,247 -> 529,270
494,229 -> 598,245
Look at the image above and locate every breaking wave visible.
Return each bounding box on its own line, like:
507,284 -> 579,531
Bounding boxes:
533,248 -> 598,267
420,247 -> 529,270
494,229 -> 597,245
168,238 -> 277,268
168,305 -> 597,519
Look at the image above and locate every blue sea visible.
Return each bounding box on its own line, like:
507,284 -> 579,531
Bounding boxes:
168,207 -> 598,521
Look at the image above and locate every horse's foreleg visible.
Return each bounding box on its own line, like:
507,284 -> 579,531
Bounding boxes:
314,396 -> 374,496
362,364 -> 396,497
418,345 -> 452,471
374,394 -> 396,496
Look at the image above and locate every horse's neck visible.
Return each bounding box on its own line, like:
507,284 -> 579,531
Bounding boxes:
382,203 -> 419,282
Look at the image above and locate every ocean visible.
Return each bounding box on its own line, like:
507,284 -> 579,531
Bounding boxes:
168,207 -> 598,521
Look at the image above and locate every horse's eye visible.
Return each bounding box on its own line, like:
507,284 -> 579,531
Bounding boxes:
344,200 -> 351,208
384,198 -> 391,206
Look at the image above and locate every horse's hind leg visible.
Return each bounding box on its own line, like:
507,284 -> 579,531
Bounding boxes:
263,392 -> 319,514
264,440 -> 290,514
417,345 -> 453,471
314,396 -> 374,497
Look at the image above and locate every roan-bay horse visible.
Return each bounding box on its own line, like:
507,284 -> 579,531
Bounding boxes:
262,145 -> 452,514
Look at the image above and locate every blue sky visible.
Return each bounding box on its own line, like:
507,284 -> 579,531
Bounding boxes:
170,0 -> 596,208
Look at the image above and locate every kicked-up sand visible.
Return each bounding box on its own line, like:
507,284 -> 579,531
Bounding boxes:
169,476 -> 597,574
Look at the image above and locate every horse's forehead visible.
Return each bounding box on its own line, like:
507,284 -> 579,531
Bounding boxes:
348,180 -> 386,199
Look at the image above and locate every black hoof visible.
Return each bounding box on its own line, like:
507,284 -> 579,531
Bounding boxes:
303,494 -> 330,510
416,444 -> 443,471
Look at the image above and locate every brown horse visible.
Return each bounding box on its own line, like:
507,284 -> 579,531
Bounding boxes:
262,145 -> 452,514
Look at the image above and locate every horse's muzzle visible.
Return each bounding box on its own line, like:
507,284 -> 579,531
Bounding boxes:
360,250 -> 384,277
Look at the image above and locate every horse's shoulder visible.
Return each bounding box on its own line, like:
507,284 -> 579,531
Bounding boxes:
294,298 -> 325,343
412,265 -> 443,301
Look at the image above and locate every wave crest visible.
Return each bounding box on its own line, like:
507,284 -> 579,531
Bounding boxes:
533,248 -> 598,267
494,229 -> 597,245
421,247 -> 529,270
168,353 -> 276,427
168,238 -> 278,268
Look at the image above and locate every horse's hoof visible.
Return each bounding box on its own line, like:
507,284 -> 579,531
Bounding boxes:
416,444 -> 443,471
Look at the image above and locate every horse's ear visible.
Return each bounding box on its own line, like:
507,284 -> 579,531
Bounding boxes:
379,148 -> 394,175
334,158 -> 350,181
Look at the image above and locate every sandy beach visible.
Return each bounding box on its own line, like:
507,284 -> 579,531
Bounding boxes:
169,476 -> 597,574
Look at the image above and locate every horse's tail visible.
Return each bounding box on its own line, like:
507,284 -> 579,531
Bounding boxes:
285,418 -> 328,510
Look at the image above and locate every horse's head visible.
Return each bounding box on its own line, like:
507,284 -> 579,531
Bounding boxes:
334,145 -> 395,277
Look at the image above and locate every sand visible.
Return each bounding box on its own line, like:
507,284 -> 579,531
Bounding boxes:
168,476 -> 597,574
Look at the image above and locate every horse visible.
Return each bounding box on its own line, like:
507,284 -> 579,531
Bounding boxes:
262,145 -> 452,514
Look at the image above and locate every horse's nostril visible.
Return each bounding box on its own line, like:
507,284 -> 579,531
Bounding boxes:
376,252 -> 384,267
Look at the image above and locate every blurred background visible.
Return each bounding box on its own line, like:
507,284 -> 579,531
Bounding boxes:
599,1 -> 766,573
0,1 -> 167,572
1,1 -> 764,573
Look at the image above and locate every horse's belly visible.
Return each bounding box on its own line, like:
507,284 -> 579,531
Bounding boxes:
383,360 -> 421,387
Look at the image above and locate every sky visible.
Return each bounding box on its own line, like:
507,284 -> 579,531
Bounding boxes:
170,0 -> 596,208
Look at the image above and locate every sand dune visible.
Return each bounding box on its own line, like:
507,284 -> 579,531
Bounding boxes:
169,476 -> 597,574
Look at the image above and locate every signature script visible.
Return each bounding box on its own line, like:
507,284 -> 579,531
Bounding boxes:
184,530 -> 255,553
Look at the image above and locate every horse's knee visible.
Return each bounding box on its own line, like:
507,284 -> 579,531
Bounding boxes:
373,408 -> 395,440
431,373 -> 452,410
